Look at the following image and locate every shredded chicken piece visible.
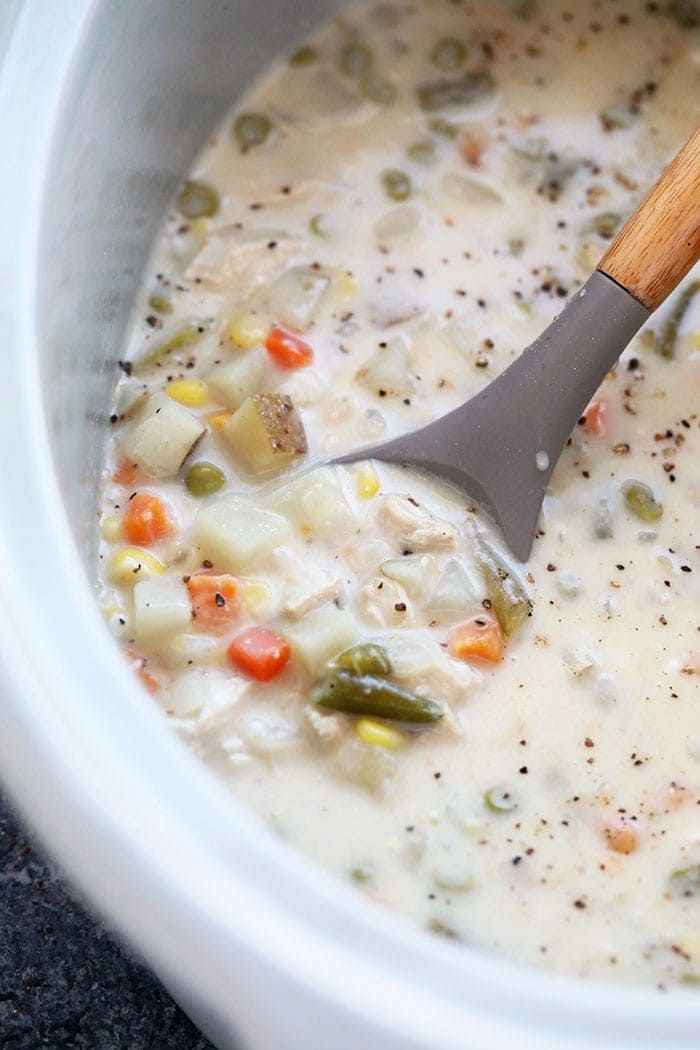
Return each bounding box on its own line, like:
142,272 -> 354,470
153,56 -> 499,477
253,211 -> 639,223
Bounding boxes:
358,576 -> 413,628
283,568 -> 343,619
185,226 -> 301,296
378,495 -> 458,551
304,704 -> 347,744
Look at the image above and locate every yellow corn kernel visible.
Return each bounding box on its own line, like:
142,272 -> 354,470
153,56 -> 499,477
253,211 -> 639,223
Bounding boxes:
223,312 -> 268,349
694,332 -> 700,350
355,463 -> 380,500
99,594 -> 121,619
208,410 -> 232,431
300,524 -> 313,537
110,547 -> 164,586
166,379 -> 209,407
242,580 -> 275,619
335,272 -> 357,297
190,217 -> 210,236
101,513 -> 123,543
355,718 -> 403,750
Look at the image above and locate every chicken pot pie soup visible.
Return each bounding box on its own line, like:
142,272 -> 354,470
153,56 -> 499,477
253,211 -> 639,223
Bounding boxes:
97,0 -> 700,986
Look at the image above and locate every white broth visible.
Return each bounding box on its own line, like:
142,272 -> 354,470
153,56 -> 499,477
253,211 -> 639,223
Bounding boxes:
97,0 -> 700,986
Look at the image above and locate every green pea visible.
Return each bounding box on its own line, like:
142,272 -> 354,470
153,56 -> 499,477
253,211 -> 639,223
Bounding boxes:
406,138 -> 436,164
234,112 -> 273,153
667,0 -> 700,29
622,481 -> 663,522
427,116 -> 458,140
512,0 -> 540,19
381,169 -> 412,201
484,788 -> 517,813
430,37 -> 467,72
360,73 -> 397,104
310,213 -> 331,237
176,179 -> 220,219
340,41 -> 373,77
289,45 -> 318,67
584,212 -> 621,239
670,864 -> 700,897
147,294 -> 173,315
185,462 -> 226,497
351,864 -> 375,883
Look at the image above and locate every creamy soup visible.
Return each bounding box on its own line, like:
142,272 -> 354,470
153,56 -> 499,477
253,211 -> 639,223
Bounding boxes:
97,0 -> 700,986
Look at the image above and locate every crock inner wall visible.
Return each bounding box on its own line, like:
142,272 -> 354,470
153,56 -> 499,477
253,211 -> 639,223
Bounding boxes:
38,0 -> 338,557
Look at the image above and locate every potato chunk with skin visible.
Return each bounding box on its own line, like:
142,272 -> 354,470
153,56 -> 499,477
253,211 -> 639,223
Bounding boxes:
223,394 -> 307,476
205,349 -> 267,411
120,393 -> 206,478
193,497 -> 292,573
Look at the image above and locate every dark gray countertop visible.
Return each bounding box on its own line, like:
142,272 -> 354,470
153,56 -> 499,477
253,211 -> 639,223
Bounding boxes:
0,794 -> 214,1049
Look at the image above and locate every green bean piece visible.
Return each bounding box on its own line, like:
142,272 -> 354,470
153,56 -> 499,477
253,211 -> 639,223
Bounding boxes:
335,643 -> 392,676
634,329 -> 660,356
234,112 -> 273,153
657,280 -> 700,359
310,213 -> 330,237
669,864 -> 700,897
667,0 -> 700,29
134,324 -> 205,373
430,38 -> 467,72
623,481 -> 663,522
407,138 -> 436,164
427,117 -> 458,139
312,670 -> 443,723
340,42 -> 373,77
185,462 -> 226,497
484,788 -> 517,813
584,212 -> 621,239
176,179 -> 220,219
473,535 -> 530,638
147,294 -> 174,315
360,73 -> 397,104
289,45 -> 318,67
417,70 -> 495,111
381,169 -> 412,201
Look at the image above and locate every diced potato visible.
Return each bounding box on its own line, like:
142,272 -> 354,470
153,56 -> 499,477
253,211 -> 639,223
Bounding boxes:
358,337 -> 414,398
380,554 -> 438,599
205,349 -> 267,411
165,633 -> 225,670
223,394 -> 307,476
242,580 -> 277,619
132,576 -> 192,644
265,467 -> 356,542
266,266 -> 330,331
193,497 -> 292,572
284,606 -> 360,676
113,376 -> 148,419
427,559 -> 479,618
120,392 -> 206,478
165,668 -> 239,719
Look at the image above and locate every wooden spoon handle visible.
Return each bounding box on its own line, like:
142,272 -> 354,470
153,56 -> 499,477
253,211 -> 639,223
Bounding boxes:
598,124 -> 700,312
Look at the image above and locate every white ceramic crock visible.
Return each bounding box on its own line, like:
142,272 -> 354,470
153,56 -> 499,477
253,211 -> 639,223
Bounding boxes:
1,3 -> 699,1047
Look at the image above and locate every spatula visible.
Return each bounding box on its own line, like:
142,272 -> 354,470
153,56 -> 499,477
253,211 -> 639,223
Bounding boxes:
338,124 -> 700,561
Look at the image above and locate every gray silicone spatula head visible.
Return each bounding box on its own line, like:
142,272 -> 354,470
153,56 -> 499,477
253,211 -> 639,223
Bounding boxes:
338,272 -> 648,561
336,124 -> 700,561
